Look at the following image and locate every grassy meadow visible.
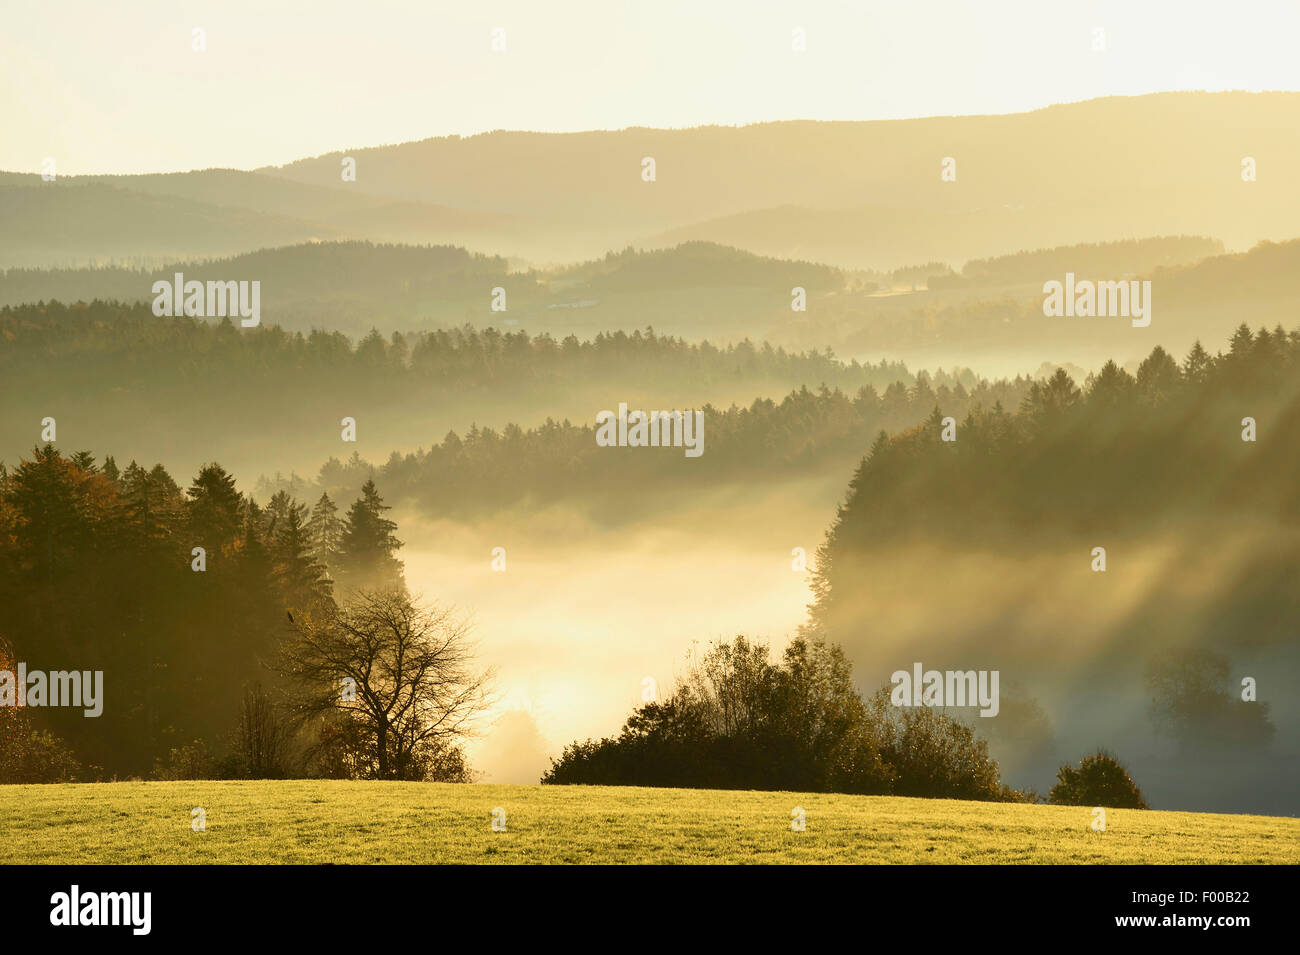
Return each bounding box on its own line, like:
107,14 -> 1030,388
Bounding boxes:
1,780 -> 1295,865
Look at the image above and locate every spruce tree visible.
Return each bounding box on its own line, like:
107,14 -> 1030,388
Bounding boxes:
186,463 -> 243,551
273,501 -> 331,611
337,479 -> 404,593
307,492 -> 345,575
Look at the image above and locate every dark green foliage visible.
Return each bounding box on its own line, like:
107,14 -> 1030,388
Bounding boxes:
336,480 -> 403,594
0,447 -> 404,777
867,688 -> 1006,800
544,636 -> 1019,801
1049,751 -> 1149,809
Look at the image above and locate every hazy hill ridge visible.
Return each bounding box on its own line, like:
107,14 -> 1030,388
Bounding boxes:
5,93 -> 1297,269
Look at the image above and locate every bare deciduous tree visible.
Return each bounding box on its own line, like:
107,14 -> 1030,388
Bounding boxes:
282,590 -> 492,780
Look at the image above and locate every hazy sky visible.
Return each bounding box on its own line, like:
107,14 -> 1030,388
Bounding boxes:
5,0 -> 1300,174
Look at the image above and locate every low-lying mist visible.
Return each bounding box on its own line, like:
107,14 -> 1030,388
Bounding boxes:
404,486 -> 1297,814
396,477 -> 841,784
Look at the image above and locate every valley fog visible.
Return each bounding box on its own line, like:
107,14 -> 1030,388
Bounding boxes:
403,486 -> 1299,814
396,480 -> 837,783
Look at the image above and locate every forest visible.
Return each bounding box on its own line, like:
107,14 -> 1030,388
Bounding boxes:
0,297 -> 954,481
0,298 -> 906,392
0,450 -> 410,780
271,374 -> 1034,520
925,236 -> 1221,289
4,322 -> 1289,794
808,323 -> 1300,550
796,323 -> 1292,780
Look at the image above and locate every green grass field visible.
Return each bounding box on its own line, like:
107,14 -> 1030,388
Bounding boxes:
1,780 -> 1295,864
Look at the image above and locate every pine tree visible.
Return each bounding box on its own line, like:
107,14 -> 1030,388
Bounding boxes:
1228,323 -> 1255,359
337,479 -> 404,594
1183,340 -> 1213,385
307,492 -> 344,575
186,463 -> 243,552
265,490 -> 294,538
7,446 -> 83,586
1135,345 -> 1181,405
272,501 -> 331,611
1088,360 -> 1135,409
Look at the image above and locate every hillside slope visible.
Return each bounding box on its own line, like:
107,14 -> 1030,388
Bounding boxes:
0,780 -> 1294,864
267,92 -> 1300,266
5,93 -> 1297,269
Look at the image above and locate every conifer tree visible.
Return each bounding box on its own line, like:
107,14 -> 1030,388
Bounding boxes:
337,479 -> 404,593
273,500 -> 331,610
187,463 -> 243,552
307,492 -> 345,574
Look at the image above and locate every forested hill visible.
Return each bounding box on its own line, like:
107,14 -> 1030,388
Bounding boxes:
259,375 -> 1036,519
0,239 -> 843,334
0,298 -> 936,482
814,323 -> 1300,548
0,451 -> 404,776
548,242 -> 842,293
0,298 -> 879,388
926,236 -> 1223,289
805,323 -> 1300,684
0,241 -> 522,328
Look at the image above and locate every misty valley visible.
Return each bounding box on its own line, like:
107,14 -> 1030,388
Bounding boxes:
3,69 -> 1298,880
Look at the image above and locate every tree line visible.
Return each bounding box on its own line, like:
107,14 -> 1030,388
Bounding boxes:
811,323 -> 1300,553
545,635 -> 1016,798
0,448 -> 489,782
544,633 -> 1151,808
0,299 -> 921,398
0,240 -> 847,337
268,374 -> 1034,519
806,323 -> 1293,751
925,235 -> 1221,289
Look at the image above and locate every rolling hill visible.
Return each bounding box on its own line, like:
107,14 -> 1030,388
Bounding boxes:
0,780 -> 1294,864
4,93 -> 1298,270
265,92 -> 1300,266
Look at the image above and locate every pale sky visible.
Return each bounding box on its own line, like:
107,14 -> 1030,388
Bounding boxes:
4,0 -> 1299,174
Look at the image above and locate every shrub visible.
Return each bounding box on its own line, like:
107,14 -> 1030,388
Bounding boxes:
152,739 -> 217,780
867,688 -> 1008,801
0,640 -> 85,783
0,726 -> 85,783
1049,751 -> 1149,808
234,683 -> 289,779
546,636 -> 1019,801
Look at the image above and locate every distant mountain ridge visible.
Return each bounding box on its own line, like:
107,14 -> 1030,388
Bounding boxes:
3,92 -> 1297,269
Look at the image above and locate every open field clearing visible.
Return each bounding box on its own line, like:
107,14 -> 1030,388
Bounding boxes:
0,781 -> 1295,865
